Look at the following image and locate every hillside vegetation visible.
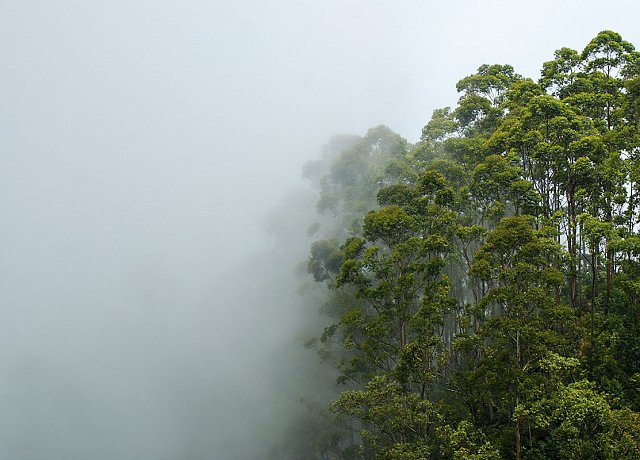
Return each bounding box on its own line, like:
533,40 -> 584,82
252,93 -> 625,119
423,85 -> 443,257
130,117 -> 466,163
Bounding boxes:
299,31 -> 640,459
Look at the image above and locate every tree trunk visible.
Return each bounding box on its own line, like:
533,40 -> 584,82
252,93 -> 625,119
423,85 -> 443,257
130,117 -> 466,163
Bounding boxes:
515,328 -> 522,460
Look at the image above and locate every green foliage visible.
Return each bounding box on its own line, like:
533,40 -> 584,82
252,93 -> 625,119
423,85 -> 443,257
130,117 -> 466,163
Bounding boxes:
308,239 -> 343,282
300,31 -> 640,460
421,107 -> 458,142
520,380 -> 640,459
436,421 -> 501,460
330,375 -> 435,458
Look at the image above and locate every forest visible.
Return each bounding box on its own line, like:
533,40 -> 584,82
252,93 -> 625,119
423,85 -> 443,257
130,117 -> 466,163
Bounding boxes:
289,31 -> 640,459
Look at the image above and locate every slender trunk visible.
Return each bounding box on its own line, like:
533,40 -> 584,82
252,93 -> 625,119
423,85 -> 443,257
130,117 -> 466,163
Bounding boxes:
591,247 -> 597,344
606,248 -> 613,315
578,225 -> 584,308
568,187 -> 577,309
515,416 -> 522,460
484,374 -> 494,423
515,328 -> 522,460
630,181 -> 635,235
605,181 -> 612,313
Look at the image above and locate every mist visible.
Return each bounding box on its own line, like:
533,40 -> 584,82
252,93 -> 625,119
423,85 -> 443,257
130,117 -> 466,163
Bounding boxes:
2,1 -> 640,459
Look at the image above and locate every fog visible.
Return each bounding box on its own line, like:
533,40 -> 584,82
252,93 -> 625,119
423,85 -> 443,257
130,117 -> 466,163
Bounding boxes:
1,1 -> 640,458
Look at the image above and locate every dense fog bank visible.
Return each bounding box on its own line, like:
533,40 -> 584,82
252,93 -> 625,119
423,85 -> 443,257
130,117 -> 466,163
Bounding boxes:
0,184 -> 320,459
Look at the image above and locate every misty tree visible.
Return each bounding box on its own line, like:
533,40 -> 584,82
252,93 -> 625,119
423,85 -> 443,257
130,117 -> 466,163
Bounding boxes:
300,31 -> 640,460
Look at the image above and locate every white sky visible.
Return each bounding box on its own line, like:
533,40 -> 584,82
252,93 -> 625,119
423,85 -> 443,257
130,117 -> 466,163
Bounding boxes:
3,1 -> 639,260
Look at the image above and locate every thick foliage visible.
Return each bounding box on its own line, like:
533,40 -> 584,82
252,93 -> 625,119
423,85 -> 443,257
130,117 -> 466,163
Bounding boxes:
302,31 -> 640,460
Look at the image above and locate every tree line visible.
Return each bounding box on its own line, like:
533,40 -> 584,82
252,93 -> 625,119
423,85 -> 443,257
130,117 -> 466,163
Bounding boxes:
297,31 -> 640,459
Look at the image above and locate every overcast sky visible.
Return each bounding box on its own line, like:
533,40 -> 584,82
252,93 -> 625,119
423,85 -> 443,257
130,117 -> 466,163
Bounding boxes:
3,1 -> 640,261
2,1 -> 640,459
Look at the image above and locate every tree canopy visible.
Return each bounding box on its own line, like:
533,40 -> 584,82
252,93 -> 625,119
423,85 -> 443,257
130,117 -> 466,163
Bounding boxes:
295,31 -> 640,460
